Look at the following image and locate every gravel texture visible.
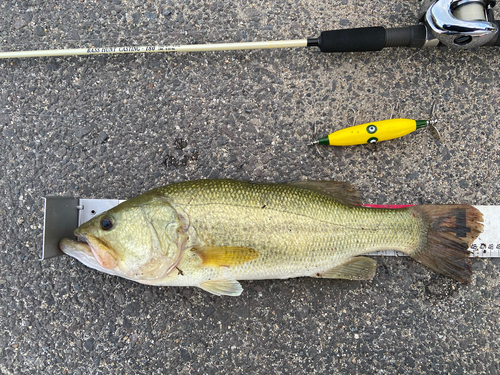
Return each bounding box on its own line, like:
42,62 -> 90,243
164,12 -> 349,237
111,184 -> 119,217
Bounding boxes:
1,1 -> 500,373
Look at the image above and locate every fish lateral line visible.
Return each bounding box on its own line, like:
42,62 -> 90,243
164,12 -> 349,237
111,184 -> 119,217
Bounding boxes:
176,200 -> 387,230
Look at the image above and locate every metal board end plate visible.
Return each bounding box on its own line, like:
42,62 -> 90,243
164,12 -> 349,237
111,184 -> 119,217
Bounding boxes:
42,197 -> 79,260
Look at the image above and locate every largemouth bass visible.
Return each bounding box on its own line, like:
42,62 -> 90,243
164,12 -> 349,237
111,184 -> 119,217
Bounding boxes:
59,179 -> 483,296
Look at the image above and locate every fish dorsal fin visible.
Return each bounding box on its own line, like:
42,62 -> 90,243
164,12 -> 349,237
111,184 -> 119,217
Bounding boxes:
288,181 -> 362,206
199,279 -> 243,296
194,246 -> 259,267
312,257 -> 376,280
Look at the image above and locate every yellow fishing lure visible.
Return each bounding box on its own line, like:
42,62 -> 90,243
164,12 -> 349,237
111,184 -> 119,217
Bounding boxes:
317,118 -> 429,146
310,102 -> 440,147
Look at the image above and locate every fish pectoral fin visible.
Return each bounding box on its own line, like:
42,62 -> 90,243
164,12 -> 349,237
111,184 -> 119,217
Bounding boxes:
288,181 -> 362,206
199,279 -> 243,296
194,246 -> 259,268
312,257 -> 376,280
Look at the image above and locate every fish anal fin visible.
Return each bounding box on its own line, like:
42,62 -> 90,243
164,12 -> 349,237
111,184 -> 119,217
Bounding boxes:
199,279 -> 243,296
194,246 -> 259,268
312,257 -> 376,280
288,181 -> 362,206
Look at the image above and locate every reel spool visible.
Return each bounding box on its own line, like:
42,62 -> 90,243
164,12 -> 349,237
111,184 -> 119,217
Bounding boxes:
423,0 -> 498,48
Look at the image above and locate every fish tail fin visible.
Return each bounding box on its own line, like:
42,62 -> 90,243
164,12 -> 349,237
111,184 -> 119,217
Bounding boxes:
408,205 -> 483,283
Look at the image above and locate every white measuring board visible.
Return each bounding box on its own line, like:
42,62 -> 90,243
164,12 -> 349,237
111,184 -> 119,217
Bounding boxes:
75,200 -> 500,258
470,205 -> 500,258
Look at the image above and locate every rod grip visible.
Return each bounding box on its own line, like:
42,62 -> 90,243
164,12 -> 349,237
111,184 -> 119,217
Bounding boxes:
385,25 -> 427,48
314,27 -> 386,52
308,25 -> 427,52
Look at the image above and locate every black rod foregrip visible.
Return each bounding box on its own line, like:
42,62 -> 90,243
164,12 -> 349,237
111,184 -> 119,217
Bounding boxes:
307,25 -> 428,52
309,27 -> 386,52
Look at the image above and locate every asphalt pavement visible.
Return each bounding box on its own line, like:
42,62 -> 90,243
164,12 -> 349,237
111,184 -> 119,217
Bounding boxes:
1,1 -> 499,374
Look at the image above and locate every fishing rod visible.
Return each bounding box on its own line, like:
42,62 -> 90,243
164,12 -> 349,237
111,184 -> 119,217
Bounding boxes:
1,0 -> 499,59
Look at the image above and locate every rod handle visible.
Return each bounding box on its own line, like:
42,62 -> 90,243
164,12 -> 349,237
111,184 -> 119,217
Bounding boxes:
309,27 -> 386,52
308,25 -> 428,52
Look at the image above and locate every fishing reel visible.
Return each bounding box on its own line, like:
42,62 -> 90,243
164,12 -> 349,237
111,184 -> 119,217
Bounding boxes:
421,0 -> 499,48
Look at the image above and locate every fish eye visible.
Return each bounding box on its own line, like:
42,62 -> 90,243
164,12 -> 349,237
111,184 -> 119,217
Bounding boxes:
366,125 -> 377,134
100,217 -> 114,231
368,137 -> 378,144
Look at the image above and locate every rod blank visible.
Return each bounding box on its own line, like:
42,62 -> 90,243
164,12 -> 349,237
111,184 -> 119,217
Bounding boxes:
0,39 -> 308,59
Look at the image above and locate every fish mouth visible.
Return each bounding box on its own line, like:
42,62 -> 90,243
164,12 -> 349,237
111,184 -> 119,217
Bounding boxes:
59,237 -> 92,256
59,235 -> 119,273
59,237 -> 108,272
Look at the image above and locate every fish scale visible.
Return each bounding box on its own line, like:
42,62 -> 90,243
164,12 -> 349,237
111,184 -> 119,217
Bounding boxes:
152,180 -> 425,280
